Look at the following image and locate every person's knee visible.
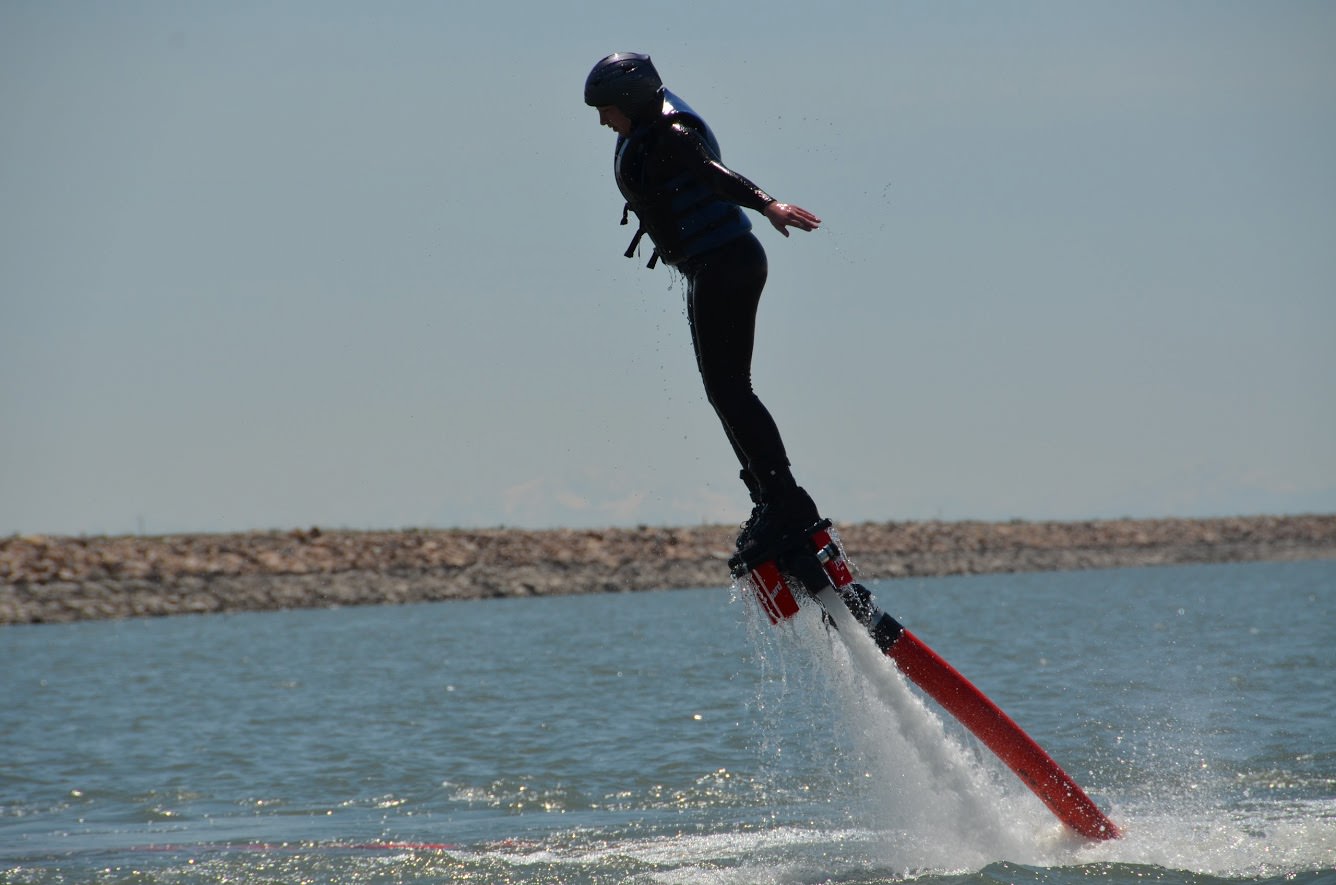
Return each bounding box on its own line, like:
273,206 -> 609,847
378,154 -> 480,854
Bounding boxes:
704,381 -> 757,419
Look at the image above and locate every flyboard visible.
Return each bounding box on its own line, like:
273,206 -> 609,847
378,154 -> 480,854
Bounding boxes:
730,519 -> 1121,841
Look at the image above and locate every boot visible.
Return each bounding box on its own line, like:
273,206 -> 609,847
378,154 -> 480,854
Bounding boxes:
739,467 -> 820,556
734,469 -> 765,552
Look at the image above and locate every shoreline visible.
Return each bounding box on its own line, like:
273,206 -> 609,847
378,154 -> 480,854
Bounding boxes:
3,514 -> 1334,625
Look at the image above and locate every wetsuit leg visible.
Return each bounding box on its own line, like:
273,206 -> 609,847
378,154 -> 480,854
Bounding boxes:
684,234 -> 791,479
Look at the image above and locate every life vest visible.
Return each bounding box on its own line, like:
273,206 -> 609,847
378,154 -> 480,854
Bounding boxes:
612,90 -> 753,268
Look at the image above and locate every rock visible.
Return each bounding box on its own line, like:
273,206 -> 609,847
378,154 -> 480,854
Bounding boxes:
2,516 -> 1334,624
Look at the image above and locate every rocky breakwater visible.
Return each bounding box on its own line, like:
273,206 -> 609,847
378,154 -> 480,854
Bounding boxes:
3,515 -> 1334,625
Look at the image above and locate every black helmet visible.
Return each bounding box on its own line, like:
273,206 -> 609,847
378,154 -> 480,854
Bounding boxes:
584,52 -> 663,116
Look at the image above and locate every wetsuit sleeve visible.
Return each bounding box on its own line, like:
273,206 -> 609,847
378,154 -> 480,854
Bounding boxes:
664,122 -> 776,213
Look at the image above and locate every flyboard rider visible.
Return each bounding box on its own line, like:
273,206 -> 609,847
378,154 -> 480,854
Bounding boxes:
584,52 -> 823,557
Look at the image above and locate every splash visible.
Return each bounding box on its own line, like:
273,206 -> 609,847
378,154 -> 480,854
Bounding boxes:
735,575 -> 1336,881
742,591 -> 1079,873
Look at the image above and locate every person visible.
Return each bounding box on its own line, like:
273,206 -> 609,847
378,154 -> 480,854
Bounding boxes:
584,52 -> 823,557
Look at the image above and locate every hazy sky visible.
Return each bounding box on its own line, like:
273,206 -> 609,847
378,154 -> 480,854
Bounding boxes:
3,2 -> 1334,536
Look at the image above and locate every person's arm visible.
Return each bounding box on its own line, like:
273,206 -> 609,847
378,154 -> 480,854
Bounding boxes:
667,122 -> 822,236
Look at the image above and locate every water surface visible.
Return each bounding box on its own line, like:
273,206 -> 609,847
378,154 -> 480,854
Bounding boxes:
2,560 -> 1332,883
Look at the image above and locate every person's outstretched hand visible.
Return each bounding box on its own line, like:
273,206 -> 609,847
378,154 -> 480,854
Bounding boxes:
764,202 -> 822,236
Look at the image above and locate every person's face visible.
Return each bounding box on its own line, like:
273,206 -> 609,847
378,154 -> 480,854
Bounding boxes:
597,105 -> 633,136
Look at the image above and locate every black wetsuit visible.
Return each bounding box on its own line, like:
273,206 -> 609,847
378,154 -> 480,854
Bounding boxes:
610,91 -> 793,485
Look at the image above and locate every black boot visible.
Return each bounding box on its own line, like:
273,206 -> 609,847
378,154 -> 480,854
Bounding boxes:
740,467 -> 820,556
734,469 -> 765,552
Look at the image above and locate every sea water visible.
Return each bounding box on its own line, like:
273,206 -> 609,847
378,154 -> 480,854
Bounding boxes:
1,559 -> 1332,884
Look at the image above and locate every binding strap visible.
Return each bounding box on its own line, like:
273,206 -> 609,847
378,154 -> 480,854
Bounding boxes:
620,203 -> 659,268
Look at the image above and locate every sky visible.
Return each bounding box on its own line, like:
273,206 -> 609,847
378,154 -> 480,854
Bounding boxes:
2,2 -> 1334,537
